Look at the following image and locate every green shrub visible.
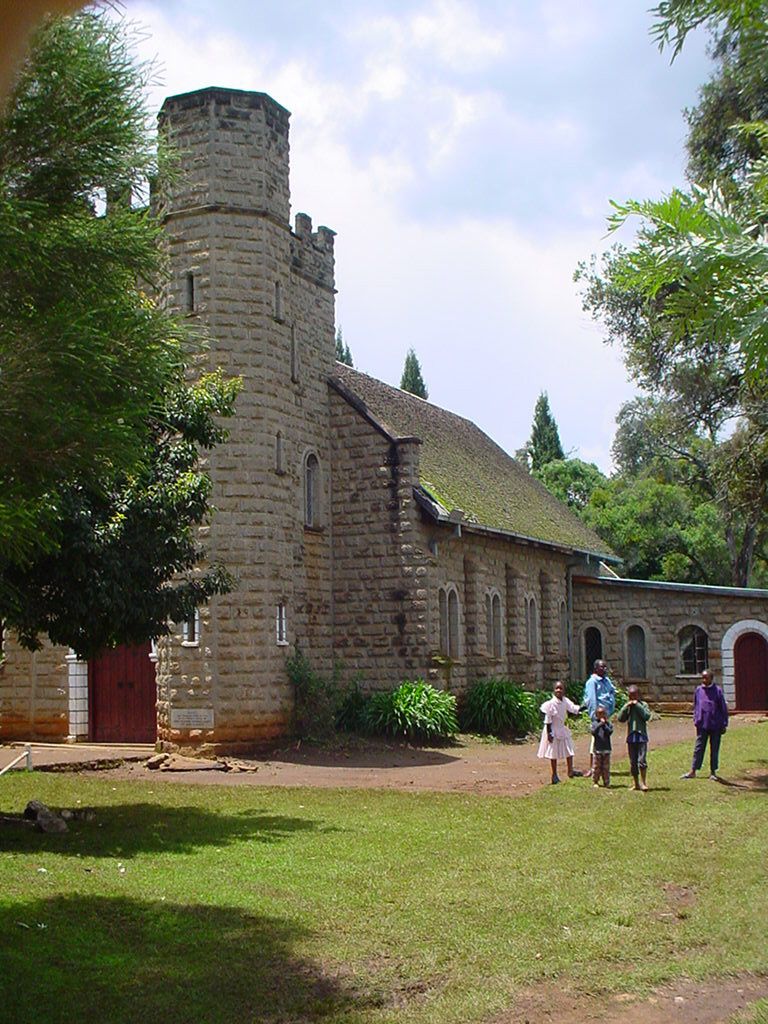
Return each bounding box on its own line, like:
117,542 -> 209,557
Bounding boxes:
335,681 -> 370,733
363,680 -> 458,741
286,650 -> 342,741
461,678 -> 543,737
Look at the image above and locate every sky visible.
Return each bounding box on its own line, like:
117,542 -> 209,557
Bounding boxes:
122,0 -> 714,471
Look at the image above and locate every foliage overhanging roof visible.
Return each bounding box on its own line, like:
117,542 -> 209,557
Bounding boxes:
332,365 -> 616,560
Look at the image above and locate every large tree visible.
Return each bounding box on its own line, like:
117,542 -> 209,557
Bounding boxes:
0,12 -> 238,654
577,247 -> 768,586
0,11 -> 184,562
577,1 -> 768,587
606,2 -> 768,378
526,392 -> 565,473
400,348 -> 428,399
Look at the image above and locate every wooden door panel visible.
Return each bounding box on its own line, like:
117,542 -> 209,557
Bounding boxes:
89,642 -> 156,742
734,632 -> 768,711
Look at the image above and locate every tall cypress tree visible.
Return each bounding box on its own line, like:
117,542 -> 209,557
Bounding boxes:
528,392 -> 564,472
334,327 -> 353,366
400,348 -> 428,399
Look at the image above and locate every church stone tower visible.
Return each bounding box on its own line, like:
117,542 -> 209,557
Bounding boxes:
155,88 -> 336,751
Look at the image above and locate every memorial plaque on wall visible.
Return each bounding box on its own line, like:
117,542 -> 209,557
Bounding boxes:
170,708 -> 215,730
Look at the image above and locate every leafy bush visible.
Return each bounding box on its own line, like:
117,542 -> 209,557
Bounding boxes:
286,650 -> 342,741
335,681 -> 370,733
363,680 -> 458,741
461,678 -> 543,737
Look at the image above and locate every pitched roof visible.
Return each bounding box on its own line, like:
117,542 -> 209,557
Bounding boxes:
331,364 -> 616,560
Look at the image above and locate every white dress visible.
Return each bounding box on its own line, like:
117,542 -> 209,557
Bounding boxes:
537,696 -> 580,760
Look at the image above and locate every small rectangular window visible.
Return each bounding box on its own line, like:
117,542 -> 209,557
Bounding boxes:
276,603 -> 288,645
185,271 -> 195,312
182,609 -> 200,646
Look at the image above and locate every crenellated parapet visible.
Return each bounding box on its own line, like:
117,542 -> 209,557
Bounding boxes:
291,213 -> 335,291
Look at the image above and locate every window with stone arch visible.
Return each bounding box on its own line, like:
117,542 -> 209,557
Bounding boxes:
679,624 -> 708,675
304,451 -> 321,528
625,624 -> 647,679
438,584 -> 460,658
583,626 -> 603,677
485,590 -> 503,658
525,595 -> 538,656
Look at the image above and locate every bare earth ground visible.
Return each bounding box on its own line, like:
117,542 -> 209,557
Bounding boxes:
69,714 -> 764,794
4,715 -> 767,1023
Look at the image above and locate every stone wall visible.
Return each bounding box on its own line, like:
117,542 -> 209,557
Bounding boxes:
329,388 -> 429,687
0,639 -> 68,741
573,576 -> 768,707
422,527 -> 572,691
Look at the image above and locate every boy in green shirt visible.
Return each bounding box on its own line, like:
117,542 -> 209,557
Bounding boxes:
617,685 -> 652,792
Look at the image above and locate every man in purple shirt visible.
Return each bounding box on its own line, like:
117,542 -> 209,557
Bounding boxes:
681,669 -> 729,780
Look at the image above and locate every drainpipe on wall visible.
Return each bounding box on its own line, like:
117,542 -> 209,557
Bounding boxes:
566,558 -> 587,680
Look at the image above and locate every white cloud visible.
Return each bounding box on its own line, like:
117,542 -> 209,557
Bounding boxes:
348,0 -> 507,71
120,0 -> 711,471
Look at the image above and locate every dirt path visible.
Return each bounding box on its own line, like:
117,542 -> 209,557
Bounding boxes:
80,715 -> 764,793
503,975 -> 768,1024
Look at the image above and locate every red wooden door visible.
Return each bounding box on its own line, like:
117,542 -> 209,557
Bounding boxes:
89,642 -> 157,742
734,632 -> 768,711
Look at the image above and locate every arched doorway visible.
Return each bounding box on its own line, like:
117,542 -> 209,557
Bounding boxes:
734,632 -> 768,711
89,642 -> 157,742
583,626 -> 603,678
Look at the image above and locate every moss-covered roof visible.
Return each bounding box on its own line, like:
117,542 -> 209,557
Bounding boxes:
332,364 -> 615,559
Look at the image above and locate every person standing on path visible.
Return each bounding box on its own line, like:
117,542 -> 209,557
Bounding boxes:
582,660 -> 616,777
537,680 -> 584,784
617,685 -> 652,791
590,706 -> 613,788
681,669 -> 729,780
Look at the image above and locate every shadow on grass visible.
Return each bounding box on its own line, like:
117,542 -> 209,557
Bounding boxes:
0,803 -> 336,858
0,895 -> 375,1024
733,759 -> 768,792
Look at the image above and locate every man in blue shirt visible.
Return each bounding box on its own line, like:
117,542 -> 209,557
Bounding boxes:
582,660 -> 616,777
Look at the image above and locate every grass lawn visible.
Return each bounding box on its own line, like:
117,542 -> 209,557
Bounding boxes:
1,724 -> 767,1024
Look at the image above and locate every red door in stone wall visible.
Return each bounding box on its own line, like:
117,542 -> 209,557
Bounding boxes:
89,642 -> 157,742
734,632 -> 768,711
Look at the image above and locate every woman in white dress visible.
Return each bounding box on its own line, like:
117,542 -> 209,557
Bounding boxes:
537,680 -> 584,784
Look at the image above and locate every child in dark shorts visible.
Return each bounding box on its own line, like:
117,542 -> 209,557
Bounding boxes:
617,684 -> 651,791
590,705 -> 612,788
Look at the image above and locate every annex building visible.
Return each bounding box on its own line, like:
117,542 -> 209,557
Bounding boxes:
2,88 -> 767,751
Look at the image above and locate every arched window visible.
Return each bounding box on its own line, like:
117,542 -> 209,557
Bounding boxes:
526,596 -> 538,656
679,625 -> 708,674
486,591 -> 502,658
492,593 -> 502,658
275,431 -> 285,475
304,453 -> 320,527
584,626 -> 603,676
559,600 -> 568,654
448,590 -> 460,658
439,588 -> 449,655
626,624 -> 647,679
274,280 -> 283,321
439,585 -> 460,658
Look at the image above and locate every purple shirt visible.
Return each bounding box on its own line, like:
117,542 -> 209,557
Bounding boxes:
693,684 -> 729,733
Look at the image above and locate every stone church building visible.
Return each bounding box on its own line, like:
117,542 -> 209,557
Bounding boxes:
2,87 -> 767,751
